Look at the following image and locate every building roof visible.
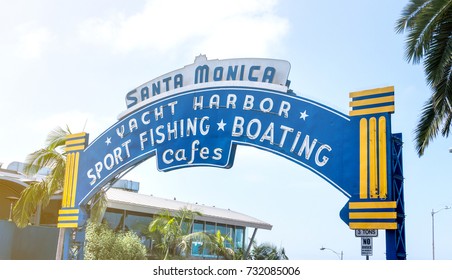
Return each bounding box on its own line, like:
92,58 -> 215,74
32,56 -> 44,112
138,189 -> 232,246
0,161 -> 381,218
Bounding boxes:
106,188 -> 272,230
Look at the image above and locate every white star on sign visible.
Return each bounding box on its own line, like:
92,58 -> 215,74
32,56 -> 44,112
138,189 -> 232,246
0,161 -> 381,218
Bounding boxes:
217,119 -> 227,131
300,110 -> 309,121
105,137 -> 112,146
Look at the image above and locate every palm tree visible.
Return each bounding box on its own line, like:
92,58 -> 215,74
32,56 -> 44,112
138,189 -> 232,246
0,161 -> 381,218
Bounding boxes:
395,0 -> 452,156
12,126 -> 107,227
250,241 -> 288,260
207,230 -> 235,260
148,207 -> 210,260
13,126 -> 69,227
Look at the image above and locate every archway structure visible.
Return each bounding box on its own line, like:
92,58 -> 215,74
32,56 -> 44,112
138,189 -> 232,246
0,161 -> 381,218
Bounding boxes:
57,56 -> 405,259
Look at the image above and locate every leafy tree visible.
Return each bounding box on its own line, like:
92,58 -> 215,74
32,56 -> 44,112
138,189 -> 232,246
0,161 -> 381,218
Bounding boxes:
395,0 -> 452,155
84,220 -> 147,260
148,207 -> 210,260
13,126 -> 107,227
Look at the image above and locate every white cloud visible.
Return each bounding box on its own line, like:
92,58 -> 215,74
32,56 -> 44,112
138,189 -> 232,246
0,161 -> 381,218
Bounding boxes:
78,0 -> 288,57
14,23 -> 53,59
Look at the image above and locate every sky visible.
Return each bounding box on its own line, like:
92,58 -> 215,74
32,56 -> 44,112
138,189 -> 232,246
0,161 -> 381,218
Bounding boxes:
1,0 -> 452,260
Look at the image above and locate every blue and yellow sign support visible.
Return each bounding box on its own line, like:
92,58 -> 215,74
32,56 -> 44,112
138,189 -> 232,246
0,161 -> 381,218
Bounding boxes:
58,132 -> 89,229
346,86 -> 406,259
58,57 -> 406,259
346,86 -> 397,229
58,132 -> 89,259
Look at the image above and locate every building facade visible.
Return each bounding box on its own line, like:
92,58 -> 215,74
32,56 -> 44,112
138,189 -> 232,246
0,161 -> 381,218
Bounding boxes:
0,161 -> 272,259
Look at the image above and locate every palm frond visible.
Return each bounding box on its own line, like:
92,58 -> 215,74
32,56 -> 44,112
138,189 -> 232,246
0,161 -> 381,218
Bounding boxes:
423,11 -> 452,86
396,0 -> 452,64
46,126 -> 71,151
414,96 -> 444,155
395,0 -> 431,33
397,0 -> 452,155
12,181 -> 48,227
14,125 -> 72,227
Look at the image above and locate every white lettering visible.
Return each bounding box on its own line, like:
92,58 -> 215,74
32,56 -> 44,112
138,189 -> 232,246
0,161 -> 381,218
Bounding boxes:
162,149 -> 174,164
278,101 -> 291,118
260,122 -> 274,144
315,144 -> 332,167
226,94 -> 237,109
141,111 -> 151,125
259,98 -> 273,113
193,96 -> 203,110
199,116 -> 210,135
243,95 -> 254,110
209,95 -> 220,109
279,125 -> 294,147
246,119 -> 261,140
232,116 -> 244,137
188,140 -> 200,164
139,131 -> 148,150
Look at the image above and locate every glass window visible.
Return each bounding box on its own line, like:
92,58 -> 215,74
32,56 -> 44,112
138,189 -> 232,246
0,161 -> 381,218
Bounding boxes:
103,208 -> 124,231
205,222 -> 216,234
226,225 -> 234,238
193,221 -> 204,232
203,222 -> 216,257
235,227 -> 244,249
226,225 -> 234,248
217,224 -> 227,235
124,211 -> 153,253
191,221 -> 205,256
125,211 -> 152,235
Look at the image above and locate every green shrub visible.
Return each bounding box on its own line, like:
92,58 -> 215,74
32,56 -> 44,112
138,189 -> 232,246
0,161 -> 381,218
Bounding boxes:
84,221 -> 147,260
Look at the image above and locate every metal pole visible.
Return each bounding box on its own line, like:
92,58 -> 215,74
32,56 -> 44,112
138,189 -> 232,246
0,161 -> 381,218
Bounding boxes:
243,228 -> 258,260
6,196 -> 18,222
8,202 -> 13,221
320,246 -> 343,260
55,228 -> 66,260
432,209 -> 435,260
431,206 -> 450,260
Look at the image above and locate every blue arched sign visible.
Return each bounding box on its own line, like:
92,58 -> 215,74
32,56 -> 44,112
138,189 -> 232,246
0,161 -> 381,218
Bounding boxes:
58,56 -> 405,260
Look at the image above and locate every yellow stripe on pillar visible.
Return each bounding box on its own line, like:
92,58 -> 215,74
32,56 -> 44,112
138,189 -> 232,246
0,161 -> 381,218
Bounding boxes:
369,117 -> 378,198
359,118 -> 368,199
70,152 -> 80,207
62,154 -> 71,208
378,116 -> 388,199
65,153 -> 75,207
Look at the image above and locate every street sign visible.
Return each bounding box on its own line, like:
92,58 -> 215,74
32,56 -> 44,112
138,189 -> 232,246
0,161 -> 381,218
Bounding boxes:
361,237 -> 373,256
355,229 -> 378,237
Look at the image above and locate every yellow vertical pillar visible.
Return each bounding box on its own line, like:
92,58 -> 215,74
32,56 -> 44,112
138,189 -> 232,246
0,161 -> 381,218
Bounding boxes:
57,132 -> 88,228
